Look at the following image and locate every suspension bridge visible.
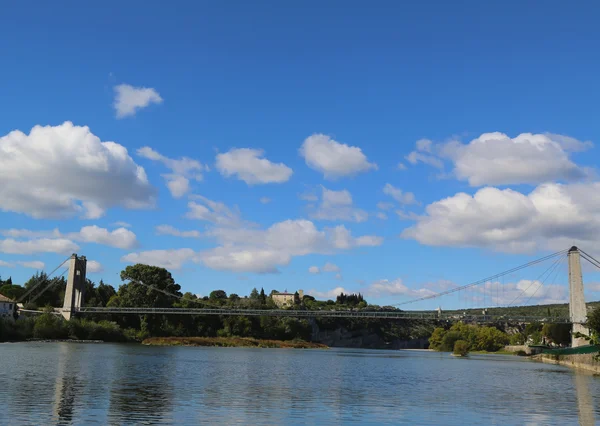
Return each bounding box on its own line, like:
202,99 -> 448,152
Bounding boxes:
18,246 -> 599,347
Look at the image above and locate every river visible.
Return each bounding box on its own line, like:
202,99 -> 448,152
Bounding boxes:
1,343 -> 599,425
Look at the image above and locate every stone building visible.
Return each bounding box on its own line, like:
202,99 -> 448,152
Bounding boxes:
272,290 -> 304,308
0,293 -> 16,319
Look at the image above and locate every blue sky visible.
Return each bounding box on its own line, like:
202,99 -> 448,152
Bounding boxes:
1,1 -> 600,309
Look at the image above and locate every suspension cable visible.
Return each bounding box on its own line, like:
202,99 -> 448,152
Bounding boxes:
28,267 -> 70,305
393,249 -> 569,307
522,254 -> 565,306
506,254 -> 564,307
17,256 -> 72,303
580,250 -> 600,270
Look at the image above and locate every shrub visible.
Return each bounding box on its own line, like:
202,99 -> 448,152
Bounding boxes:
453,340 -> 469,356
33,313 -> 68,339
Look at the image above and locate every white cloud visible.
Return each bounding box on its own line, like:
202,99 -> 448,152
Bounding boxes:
121,248 -> 198,271
186,195 -> 244,228
156,225 -> 201,238
309,187 -> 368,223
1,226 -> 136,250
0,260 -> 14,268
137,146 -> 207,198
405,132 -> 592,186
0,238 -> 79,255
111,221 -> 132,228
397,163 -> 407,170
260,197 -> 271,204
308,266 -> 320,274
383,183 -> 418,205
0,122 -> 156,219
216,148 -> 293,184
376,212 -> 388,220
366,278 -> 436,298
335,273 -> 343,280
323,262 -> 340,272
86,260 -> 103,273
310,286 -> 349,299
402,182 -> 600,253
199,220 -> 383,273
299,134 -> 377,179
376,202 -> 394,211
69,226 -> 137,249
299,192 -> 319,202
113,84 -> 163,118
17,261 -> 45,270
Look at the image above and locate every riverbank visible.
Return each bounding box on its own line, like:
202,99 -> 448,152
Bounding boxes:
142,336 -> 329,349
533,353 -> 600,374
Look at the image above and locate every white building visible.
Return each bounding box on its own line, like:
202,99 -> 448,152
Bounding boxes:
0,293 -> 16,319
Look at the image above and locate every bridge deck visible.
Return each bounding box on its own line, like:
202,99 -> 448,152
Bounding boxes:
70,307 -> 570,323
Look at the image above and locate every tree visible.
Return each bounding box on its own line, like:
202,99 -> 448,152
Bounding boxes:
229,293 -> 240,302
118,264 -> 182,308
209,290 -> 227,300
586,307 -> 600,345
260,288 -> 266,305
249,288 -> 259,299
0,284 -> 26,301
453,340 -> 469,356
541,323 -> 571,346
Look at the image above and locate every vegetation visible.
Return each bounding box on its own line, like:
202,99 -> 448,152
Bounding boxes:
453,340 -> 469,356
429,322 -> 509,352
142,336 -> 328,349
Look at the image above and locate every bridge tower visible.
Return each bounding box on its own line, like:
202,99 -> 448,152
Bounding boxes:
61,254 -> 87,320
568,246 -> 588,347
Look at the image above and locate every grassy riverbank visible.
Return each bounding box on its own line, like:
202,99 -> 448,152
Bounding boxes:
142,336 -> 329,349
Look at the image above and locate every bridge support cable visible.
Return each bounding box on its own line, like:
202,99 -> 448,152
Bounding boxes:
522,254 -> 566,307
579,249 -> 600,270
392,249 -> 569,307
28,266 -> 70,305
506,254 -> 564,307
17,256 -> 72,304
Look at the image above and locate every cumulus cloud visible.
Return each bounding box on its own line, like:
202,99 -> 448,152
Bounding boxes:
383,183 -> 418,205
366,278 -> 436,298
198,220 -> 382,273
86,260 -> 103,273
17,261 -> 45,270
216,148 -> 293,184
0,122 -> 156,219
308,266 -> 320,274
114,84 -> 163,118
405,132 -> 592,186
0,226 -> 137,250
299,134 -> 377,179
137,146 -> 207,198
186,195 -> 244,228
402,182 -> 600,253
68,226 -> 137,249
323,262 -> 340,272
260,197 -> 271,204
156,225 -> 201,238
335,273 -> 343,280
111,221 -> 132,228
0,238 -> 79,255
0,260 -> 14,267
309,187 -> 368,223
376,212 -> 388,220
121,248 -> 198,271
310,286 -> 350,299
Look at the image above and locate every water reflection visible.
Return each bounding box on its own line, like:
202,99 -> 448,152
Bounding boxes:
0,343 -> 599,425
574,371 -> 596,426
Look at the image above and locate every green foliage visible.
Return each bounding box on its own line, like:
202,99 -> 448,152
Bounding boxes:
249,288 -> 259,299
336,292 -> 365,306
541,323 -> 571,346
509,333 -> 526,345
0,284 -> 26,301
429,322 -> 508,352
587,307 -> 600,336
33,312 -> 69,339
453,340 -> 469,356
67,319 -> 128,342
0,317 -> 35,342
119,264 -> 181,308
209,290 -> 227,300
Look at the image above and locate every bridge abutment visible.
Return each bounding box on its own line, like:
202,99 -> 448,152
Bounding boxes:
61,254 -> 87,320
568,247 -> 588,347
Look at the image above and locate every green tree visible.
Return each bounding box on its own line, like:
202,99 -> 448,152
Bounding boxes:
119,264 -> 181,308
0,284 -> 26,301
586,307 -> 600,345
259,288 -> 266,305
541,323 -> 571,346
249,288 -> 259,299
209,290 -> 227,300
453,340 -> 469,356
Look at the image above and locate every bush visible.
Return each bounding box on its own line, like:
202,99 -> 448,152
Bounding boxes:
67,319 -> 127,342
453,340 -> 469,356
33,313 -> 69,339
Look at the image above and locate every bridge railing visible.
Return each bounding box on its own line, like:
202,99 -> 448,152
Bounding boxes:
69,307 -> 571,323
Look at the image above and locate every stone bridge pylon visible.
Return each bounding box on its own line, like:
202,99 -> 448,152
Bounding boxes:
61,254 -> 87,320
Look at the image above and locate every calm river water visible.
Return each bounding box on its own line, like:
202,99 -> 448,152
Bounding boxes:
1,342 -> 599,425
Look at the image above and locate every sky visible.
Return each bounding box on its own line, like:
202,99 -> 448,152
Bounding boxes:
1,1 -> 600,309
